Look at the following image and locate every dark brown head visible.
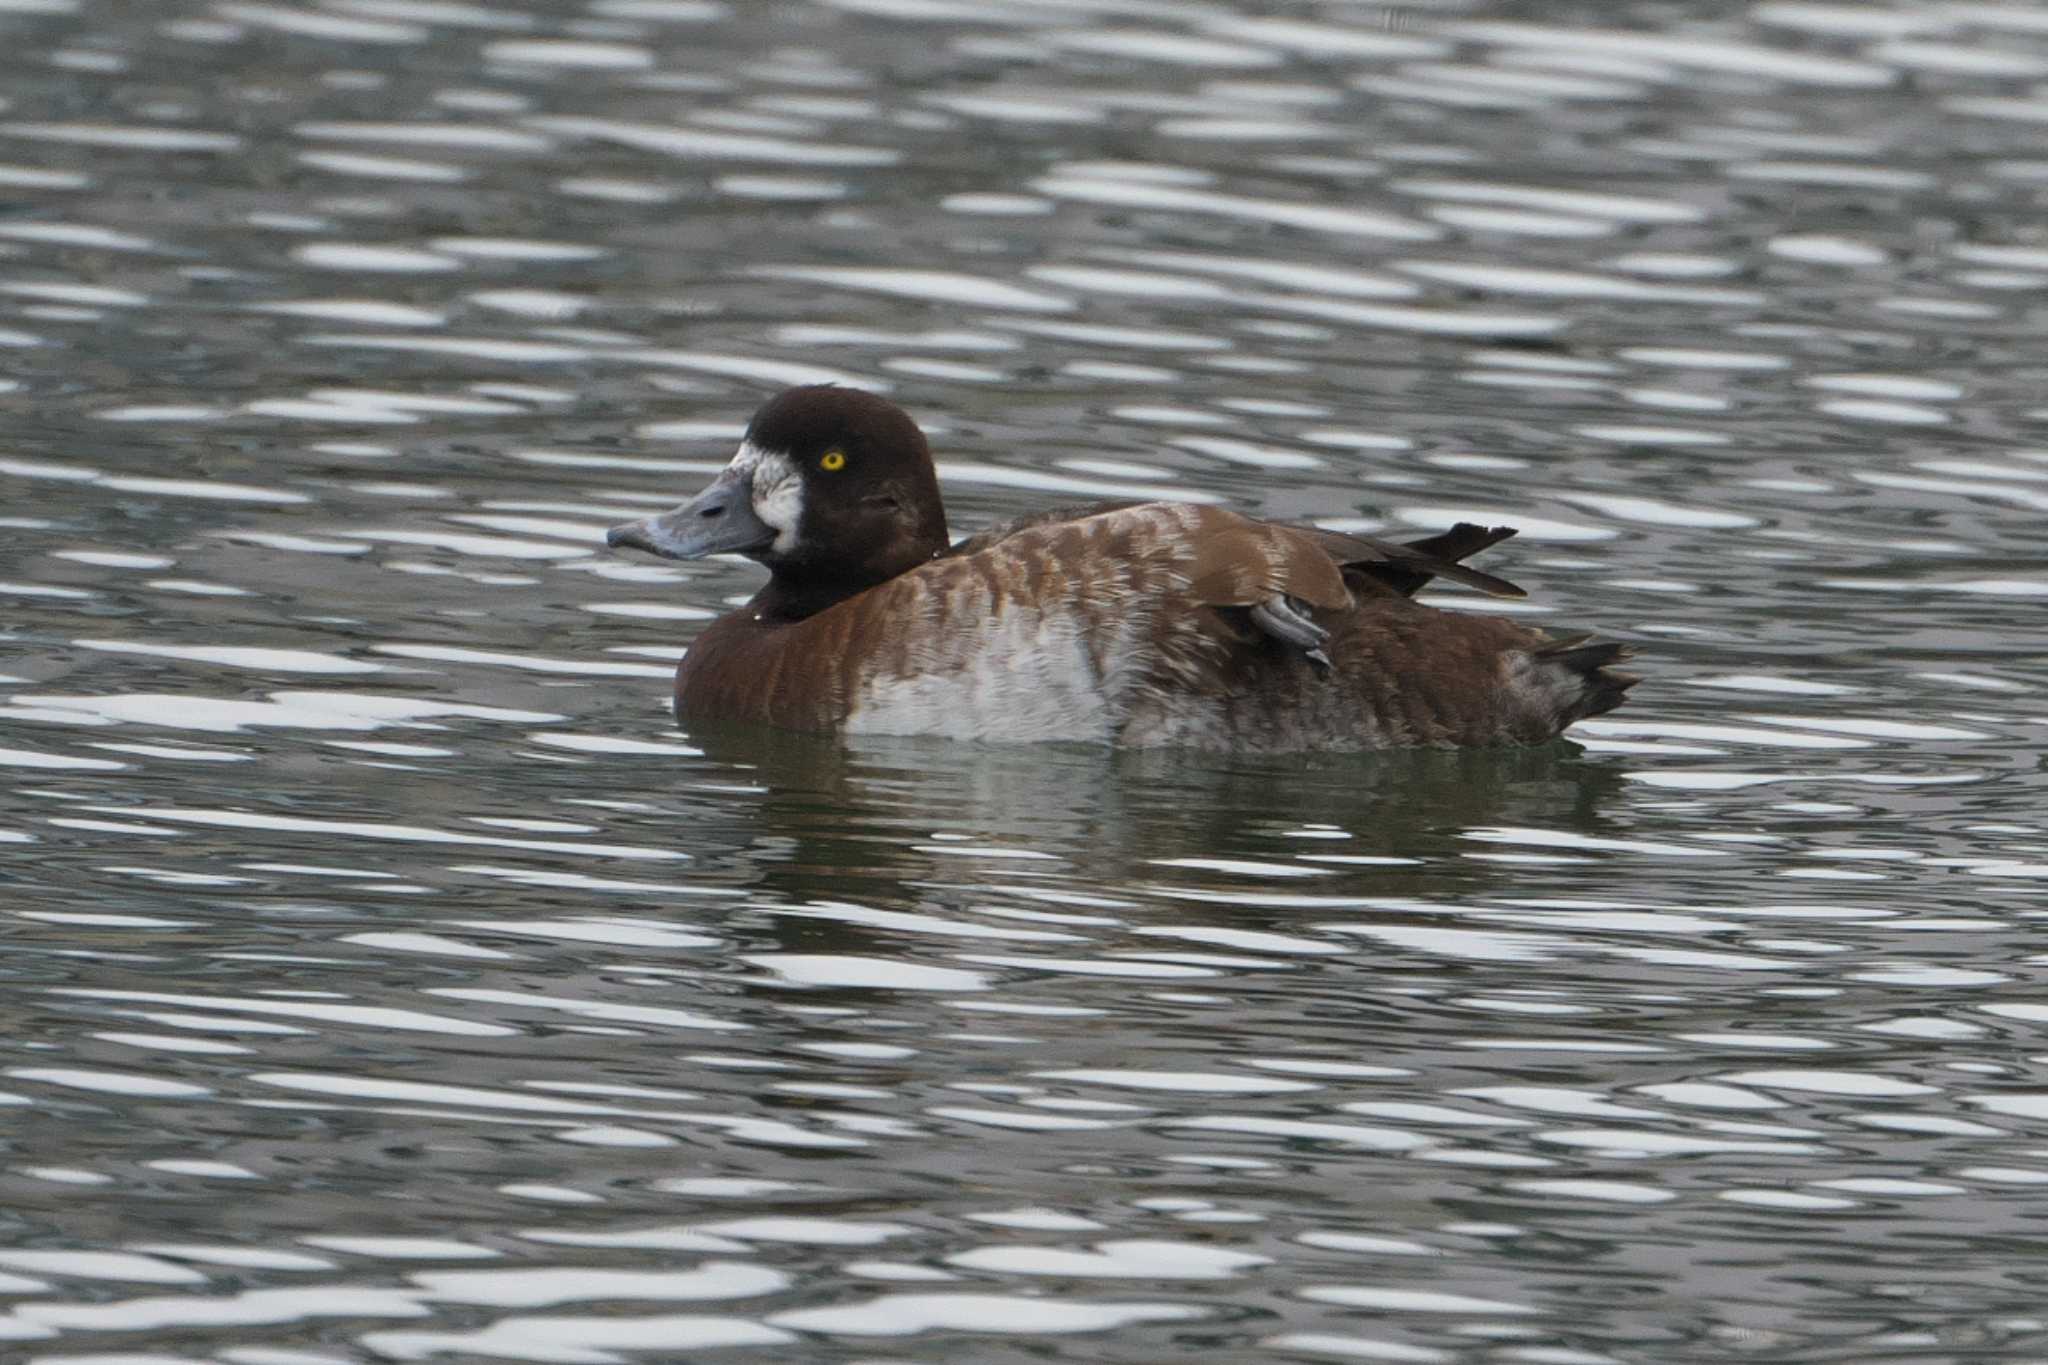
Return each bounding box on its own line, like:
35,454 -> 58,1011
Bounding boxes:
608,387 -> 950,620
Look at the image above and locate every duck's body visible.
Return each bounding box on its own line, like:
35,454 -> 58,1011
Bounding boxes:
609,388 -> 1635,751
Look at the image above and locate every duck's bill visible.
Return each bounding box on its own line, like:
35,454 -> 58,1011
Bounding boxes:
606,469 -> 775,560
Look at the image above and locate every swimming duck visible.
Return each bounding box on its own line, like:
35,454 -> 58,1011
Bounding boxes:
607,386 -> 1635,750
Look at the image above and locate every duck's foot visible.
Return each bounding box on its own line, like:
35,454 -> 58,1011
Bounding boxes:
1250,595 -> 1333,672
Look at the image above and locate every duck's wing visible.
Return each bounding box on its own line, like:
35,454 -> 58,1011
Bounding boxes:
1170,509 -> 1366,672
932,503 -> 1527,676
945,500 -> 1145,558
915,503 -> 1363,675
955,504 -> 1520,595
1303,523 -> 1526,599
1166,510 -> 1524,667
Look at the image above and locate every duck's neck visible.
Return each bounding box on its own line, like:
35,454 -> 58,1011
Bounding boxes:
749,571 -> 889,624
750,542 -> 945,624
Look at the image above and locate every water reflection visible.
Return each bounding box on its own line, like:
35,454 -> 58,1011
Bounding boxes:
688,724 -> 1635,906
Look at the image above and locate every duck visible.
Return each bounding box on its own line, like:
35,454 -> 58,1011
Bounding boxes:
606,386 -> 1636,750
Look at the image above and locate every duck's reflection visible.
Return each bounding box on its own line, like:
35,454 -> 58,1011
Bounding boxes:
676,721 -> 1631,921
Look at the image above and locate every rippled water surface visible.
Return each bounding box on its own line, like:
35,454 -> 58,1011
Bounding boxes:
4,0 -> 2048,1360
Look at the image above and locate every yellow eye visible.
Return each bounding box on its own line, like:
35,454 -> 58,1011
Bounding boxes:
819,450 -> 847,472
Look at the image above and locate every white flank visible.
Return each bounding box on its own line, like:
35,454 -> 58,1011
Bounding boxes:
847,605 -> 1114,743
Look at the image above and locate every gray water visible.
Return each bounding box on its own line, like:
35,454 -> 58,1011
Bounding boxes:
4,0 -> 2048,1361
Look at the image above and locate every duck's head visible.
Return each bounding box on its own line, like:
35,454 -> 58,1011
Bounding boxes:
608,386 -> 949,617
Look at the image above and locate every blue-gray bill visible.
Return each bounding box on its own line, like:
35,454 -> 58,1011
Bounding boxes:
606,467 -> 774,561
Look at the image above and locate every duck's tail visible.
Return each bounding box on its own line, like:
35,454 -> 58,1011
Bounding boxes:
1535,634 -> 1639,723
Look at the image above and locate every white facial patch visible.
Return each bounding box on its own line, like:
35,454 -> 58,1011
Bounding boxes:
730,440 -> 804,554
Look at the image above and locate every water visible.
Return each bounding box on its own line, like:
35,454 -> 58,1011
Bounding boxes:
3,0 -> 2048,1359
